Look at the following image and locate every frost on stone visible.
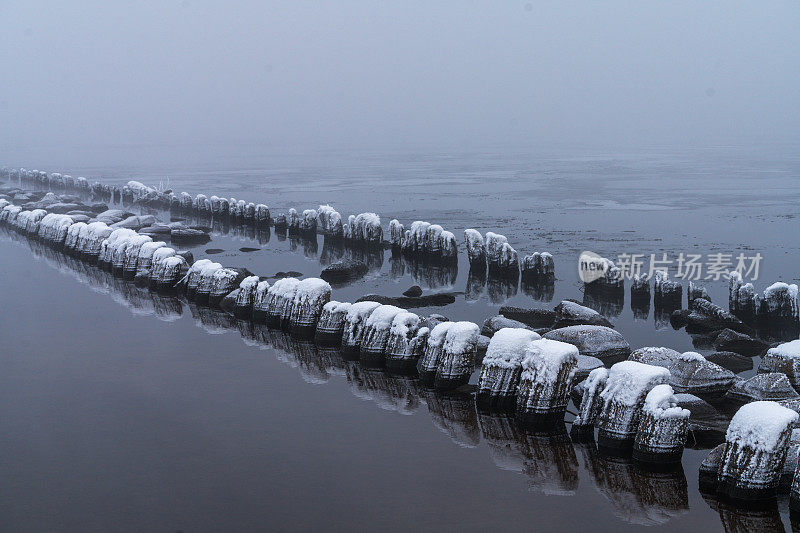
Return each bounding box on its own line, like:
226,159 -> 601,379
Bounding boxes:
464,229 -> 486,268
435,321 -> 480,390
761,282 -> 799,322
252,280 -> 272,323
389,219 -> 404,247
521,251 -> 554,281
629,346 -> 735,395
318,205 -> 342,237
290,277 -> 332,332
315,300 -> 351,341
417,321 -> 454,384
596,361 -> 671,442
718,401 -> 798,500
516,338 -> 578,418
385,312 -> 422,370
266,277 -> 300,325
360,304 -> 405,363
234,276 -> 261,318
573,367 -> 609,428
543,325 -> 631,363
633,384 -> 690,463
342,300 -> 382,352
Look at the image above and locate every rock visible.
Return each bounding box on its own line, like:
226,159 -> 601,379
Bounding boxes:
46,202 -> 83,214
758,340 -> 800,392
574,355 -> 604,383
674,393 -> 730,439
705,351 -> 753,374
273,271 -> 303,279
685,298 -> 753,335
669,309 -> 691,329
480,315 -> 535,337
498,306 -> 556,328
320,259 -> 368,283
629,347 -> 736,395
553,300 -> 612,328
543,325 -> 631,364
476,335 -> 491,361
239,247 -> 260,252
713,329 -> 769,356
355,293 -> 456,308
220,289 -> 240,314
206,248 -> 225,254
403,285 -> 423,297
725,373 -> 800,403
170,227 -> 211,244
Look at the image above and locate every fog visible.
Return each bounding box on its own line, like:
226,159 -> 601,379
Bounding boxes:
1,1 -> 799,159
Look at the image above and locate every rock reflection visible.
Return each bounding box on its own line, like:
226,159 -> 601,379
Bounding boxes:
487,272 -> 518,304
388,252 -> 458,289
578,442 -> 689,526
346,362 -> 423,415
520,277 -> 554,303
465,267 -> 486,301
702,492 -> 786,533
582,285 -> 624,318
422,389 -> 480,448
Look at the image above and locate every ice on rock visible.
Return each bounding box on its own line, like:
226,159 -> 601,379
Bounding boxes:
384,312 -> 423,374
464,229 -> 486,269
726,373 -> 800,403
485,232 -> 507,266
760,282 -> 799,323
155,255 -> 188,291
251,280 -> 272,324
234,276 -> 260,319
359,304 -> 405,367
149,247 -> 177,289
521,251 -> 554,281
572,367 -> 609,435
402,221 -> 430,254
718,401 -> 798,502
633,384 -> 689,463
439,231 -> 458,261
515,338 -> 578,422
315,301 -> 351,344
389,219 -> 404,248
758,340 -> 800,392
596,361 -> 671,447
82,222 -> 113,261
653,270 -> 682,307
544,325 -> 631,364
435,321 -> 480,391
477,328 -> 542,409
265,277 -> 300,328
193,261 -> 223,305
417,321 -> 454,386
341,301 -> 382,356
629,346 -> 735,395
317,205 -> 342,237
184,259 -> 214,299
290,277 -> 332,336
350,212 -> 382,244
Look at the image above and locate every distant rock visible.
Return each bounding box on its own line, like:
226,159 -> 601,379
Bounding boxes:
403,285 -> 423,297
685,298 -> 754,335
713,328 -> 769,356
239,247 -> 260,252
725,373 -> 800,402
355,293 -> 456,309
498,306 -> 556,328
480,315 -> 536,337
629,347 -> 735,395
171,227 -> 211,244
543,325 -> 630,363
206,248 -> 225,255
553,300 -> 612,328
320,259 -> 368,283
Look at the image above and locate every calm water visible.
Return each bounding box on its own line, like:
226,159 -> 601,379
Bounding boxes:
1,145 -> 799,531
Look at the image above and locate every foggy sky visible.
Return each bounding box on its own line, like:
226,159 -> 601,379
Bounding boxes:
1,1 -> 798,155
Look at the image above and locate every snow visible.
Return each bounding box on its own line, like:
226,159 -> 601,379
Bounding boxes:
269,277 -> 300,298
440,231 -> 457,257
151,247 -> 176,264
643,384 -> 690,420
239,275 -> 260,290
138,241 -> 166,260
679,351 -> 706,362
520,338 -> 579,382
364,305 -> 405,331
768,340 -> 800,359
444,321 -> 480,354
600,361 -> 671,407
499,242 -> 518,265
726,401 -> 799,451
389,219 -> 404,244
293,277 -> 331,305
483,328 -> 542,369
407,221 -> 431,250
764,282 -> 799,300
162,256 -> 185,269
323,300 -> 352,314
485,232 -> 507,261
390,312 -> 420,338
585,367 -> 610,392
427,321 -> 455,348
344,301 -> 382,336
188,259 -> 213,276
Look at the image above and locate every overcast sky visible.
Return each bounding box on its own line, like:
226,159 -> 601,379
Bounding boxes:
1,1 -> 798,156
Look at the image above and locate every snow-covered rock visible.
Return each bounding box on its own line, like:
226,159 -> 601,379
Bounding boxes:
544,325 -> 631,364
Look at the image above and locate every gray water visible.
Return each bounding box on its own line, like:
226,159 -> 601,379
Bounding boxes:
1,144 -> 799,531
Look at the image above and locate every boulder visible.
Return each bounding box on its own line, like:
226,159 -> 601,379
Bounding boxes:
543,325 -> 630,364
629,347 -> 736,395
498,306 -> 556,328
171,227 -> 212,244
705,351 -> 753,374
553,300 -> 612,328
355,293 -> 456,308
713,328 -> 769,356
481,315 -> 535,337
574,354 -> 604,382
674,393 -> 730,441
725,373 -> 800,403
403,285 -> 423,297
320,259 -> 368,283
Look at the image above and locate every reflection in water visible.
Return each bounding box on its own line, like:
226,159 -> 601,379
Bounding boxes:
465,267 -> 486,301
654,301 -> 681,330
1,225 -> 729,529
389,251 -> 457,289
583,285 -> 624,318
487,273 -> 518,304
423,390 -> 480,448
520,277 -> 554,303
577,442 -> 689,526
631,294 -> 650,321
702,492 -> 786,533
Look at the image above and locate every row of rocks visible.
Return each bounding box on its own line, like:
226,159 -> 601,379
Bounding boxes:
465,229 -> 555,281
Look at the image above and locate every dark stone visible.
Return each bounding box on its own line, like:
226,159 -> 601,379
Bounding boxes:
543,325 -> 631,364
206,248 -> 225,254
355,293 -> 456,308
480,315 -> 535,337
171,227 -> 212,244
499,306 -> 556,328
674,394 -> 730,443
320,259 -> 369,283
725,373 -> 800,402
713,329 -> 769,357
239,247 -> 260,252
220,289 -> 239,314
670,309 -> 691,328
685,299 -> 754,335
272,271 -> 303,279
705,351 -> 754,374
553,300 -> 613,328
402,285 -> 423,297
